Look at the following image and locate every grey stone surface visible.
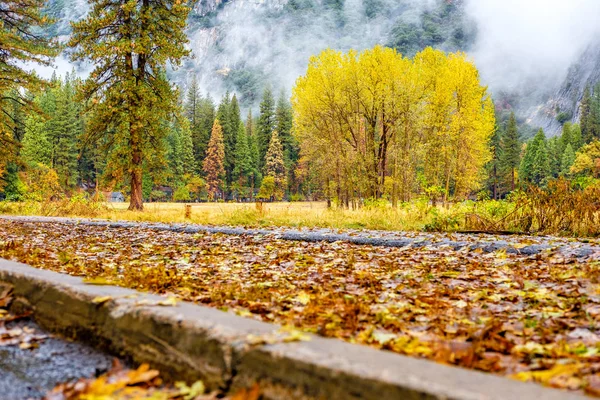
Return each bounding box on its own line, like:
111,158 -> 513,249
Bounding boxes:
0,319 -> 116,400
0,258 -> 589,399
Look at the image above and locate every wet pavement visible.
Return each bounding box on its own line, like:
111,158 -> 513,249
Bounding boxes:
0,319 -> 117,400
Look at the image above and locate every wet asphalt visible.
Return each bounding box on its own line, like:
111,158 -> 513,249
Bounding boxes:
0,319 -> 117,400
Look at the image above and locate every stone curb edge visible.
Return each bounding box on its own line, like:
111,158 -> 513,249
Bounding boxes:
1,215 -> 598,258
0,259 -> 587,400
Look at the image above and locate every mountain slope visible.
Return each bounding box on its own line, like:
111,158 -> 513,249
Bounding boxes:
43,0 -> 600,135
528,42 -> 600,135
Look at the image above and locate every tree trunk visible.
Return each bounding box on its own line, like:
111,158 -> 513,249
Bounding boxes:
129,149 -> 143,211
511,168 -> 516,192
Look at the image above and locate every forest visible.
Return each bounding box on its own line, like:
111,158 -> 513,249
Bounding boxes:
2,0 -> 600,215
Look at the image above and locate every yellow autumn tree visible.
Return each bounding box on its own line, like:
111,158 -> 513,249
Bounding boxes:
292,45 -> 495,206
418,48 -> 495,202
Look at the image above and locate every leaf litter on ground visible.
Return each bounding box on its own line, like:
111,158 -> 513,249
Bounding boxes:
0,276 -> 260,399
45,359 -> 261,400
2,220 -> 600,396
0,286 -> 47,349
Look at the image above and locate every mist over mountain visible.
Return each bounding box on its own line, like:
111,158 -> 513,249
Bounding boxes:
43,0 -> 600,135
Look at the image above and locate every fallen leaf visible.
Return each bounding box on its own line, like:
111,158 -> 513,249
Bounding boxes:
92,296 -> 113,304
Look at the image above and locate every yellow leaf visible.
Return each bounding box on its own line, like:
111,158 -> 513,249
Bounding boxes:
157,296 -> 179,306
83,277 -> 112,285
295,291 -> 311,305
511,363 -> 580,384
92,296 -> 113,304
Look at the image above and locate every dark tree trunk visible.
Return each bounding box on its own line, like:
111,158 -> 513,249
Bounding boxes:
129,148 -> 143,211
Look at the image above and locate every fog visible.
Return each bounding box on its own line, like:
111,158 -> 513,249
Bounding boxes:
39,0 -> 600,107
184,0 -> 439,100
464,0 -> 600,94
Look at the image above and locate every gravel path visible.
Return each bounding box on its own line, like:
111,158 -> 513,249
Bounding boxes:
0,319 -> 117,400
2,215 -> 600,259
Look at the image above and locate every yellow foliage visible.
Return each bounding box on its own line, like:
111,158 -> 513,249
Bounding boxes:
292,46 -> 495,205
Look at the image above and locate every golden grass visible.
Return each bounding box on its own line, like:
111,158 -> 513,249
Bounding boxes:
0,200 -> 453,231
103,201 -> 433,231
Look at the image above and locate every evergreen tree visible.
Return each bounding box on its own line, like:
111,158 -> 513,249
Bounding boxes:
580,86 -> 592,143
0,0 -> 59,188
547,137 -> 561,178
486,121 -> 501,199
203,119 -> 225,201
499,113 -> 520,192
245,110 -> 261,193
225,94 -> 242,186
520,129 -> 550,185
257,88 -> 276,169
185,77 -> 213,173
570,123 -> 583,151
185,76 -> 200,127
263,130 -> 287,200
590,84 -> 600,141
275,90 -> 299,191
20,114 -> 51,167
559,122 -> 573,153
232,123 -> 252,198
166,122 -> 184,186
193,94 -> 215,173
275,91 -> 295,164
560,143 -> 576,176
69,0 -> 192,210
51,76 -> 80,190
180,117 -> 196,174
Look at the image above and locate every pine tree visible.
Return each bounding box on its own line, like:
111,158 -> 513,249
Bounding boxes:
263,130 -> 287,200
51,76 -> 80,190
69,0 -> 192,210
275,91 -> 294,164
185,76 -> 200,127
570,124 -> 583,152
245,110 -> 261,194
0,0 -> 59,188
486,121 -> 501,199
257,88 -> 276,170
185,77 -> 212,172
180,117 -> 196,174
590,84 -> 600,141
499,113 -> 520,192
166,121 -> 184,186
520,129 -> 550,185
580,86 -> 592,143
275,90 -> 299,191
203,119 -> 225,201
192,94 -> 215,173
232,123 -> 252,198
547,137 -> 561,178
225,94 -> 242,186
21,114 -> 52,167
560,144 -> 576,176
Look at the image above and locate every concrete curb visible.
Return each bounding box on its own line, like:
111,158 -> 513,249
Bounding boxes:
0,259 -> 588,399
2,215 -> 599,258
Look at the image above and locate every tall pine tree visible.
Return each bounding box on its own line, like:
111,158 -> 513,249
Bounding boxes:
21,114 -> 51,167
51,75 -> 80,190
69,0 -> 191,210
257,88 -> 276,170
499,113 -> 520,193
232,123 -> 252,198
520,129 -> 550,186
203,119 -> 225,201
246,109 -> 261,193
263,130 -> 287,200
0,0 -> 59,189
